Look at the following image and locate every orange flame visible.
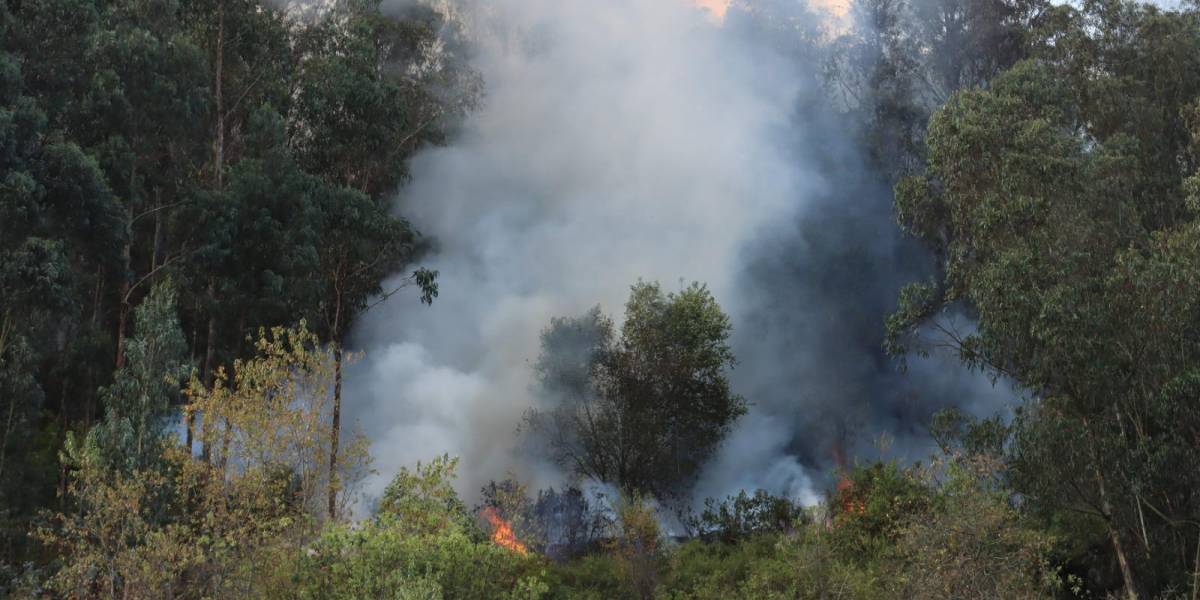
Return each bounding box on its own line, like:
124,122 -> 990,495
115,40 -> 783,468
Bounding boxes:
831,440 -> 865,520
836,475 -> 866,516
482,507 -> 528,556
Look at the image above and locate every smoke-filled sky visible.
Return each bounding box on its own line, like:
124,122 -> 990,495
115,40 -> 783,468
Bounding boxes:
344,0 -> 1014,509
696,0 -> 850,20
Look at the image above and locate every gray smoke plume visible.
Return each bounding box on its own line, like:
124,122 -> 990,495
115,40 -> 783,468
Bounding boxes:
344,0 -> 1013,510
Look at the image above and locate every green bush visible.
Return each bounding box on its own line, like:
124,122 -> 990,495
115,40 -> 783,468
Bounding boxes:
273,516 -> 551,599
825,462 -> 931,562
547,553 -> 626,599
690,490 -> 808,543
660,535 -> 781,598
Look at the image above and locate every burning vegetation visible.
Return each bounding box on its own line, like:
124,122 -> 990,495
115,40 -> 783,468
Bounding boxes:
834,473 -> 868,518
482,506 -> 529,556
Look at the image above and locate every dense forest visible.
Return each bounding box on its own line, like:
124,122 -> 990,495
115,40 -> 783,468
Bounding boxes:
2,0 -> 1200,598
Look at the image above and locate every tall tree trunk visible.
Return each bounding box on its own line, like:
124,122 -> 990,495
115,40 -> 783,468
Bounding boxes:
58,384 -> 68,503
201,280 -> 217,462
216,311 -> 244,474
115,153 -> 139,368
327,342 -> 343,521
1099,475 -> 1137,597
115,212 -> 133,368
1192,527 -> 1200,600
0,380 -> 15,484
92,265 -> 104,328
0,316 -> 9,484
151,188 -> 164,271
198,1 -> 226,464
213,0 -> 225,190
183,298 -> 196,453
1082,415 -> 1139,599
326,269 -> 345,521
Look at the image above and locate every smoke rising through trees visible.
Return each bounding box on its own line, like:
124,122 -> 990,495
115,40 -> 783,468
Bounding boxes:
344,0 -> 1020,507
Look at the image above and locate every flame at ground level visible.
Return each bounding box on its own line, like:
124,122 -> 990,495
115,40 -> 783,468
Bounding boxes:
482,507 -> 529,556
836,475 -> 867,516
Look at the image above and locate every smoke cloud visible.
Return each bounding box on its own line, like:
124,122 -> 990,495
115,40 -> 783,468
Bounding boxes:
344,0 -> 1014,509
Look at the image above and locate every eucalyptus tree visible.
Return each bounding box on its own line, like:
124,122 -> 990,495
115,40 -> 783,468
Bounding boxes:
79,0 -> 210,369
888,3 -> 1200,596
0,17 -> 124,559
87,282 -> 189,473
181,0 -> 294,395
285,0 -> 473,518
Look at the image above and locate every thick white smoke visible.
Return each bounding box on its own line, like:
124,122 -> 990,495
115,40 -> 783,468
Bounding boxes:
345,0 -> 824,505
346,0 -> 1118,509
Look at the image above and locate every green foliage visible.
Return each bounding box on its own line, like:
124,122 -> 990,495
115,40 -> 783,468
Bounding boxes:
891,2 -> 1200,596
690,490 -> 807,544
528,281 -> 747,498
829,0 -> 1048,176
188,103 -> 326,356
663,529 -> 889,600
825,462 -> 931,562
0,0 -> 466,570
548,553 -> 627,600
290,0 -> 479,199
306,177 -> 435,344
929,407 -> 1010,459
88,282 -> 189,472
378,454 -> 474,537
0,30 -> 125,564
894,456 -> 1058,599
187,323 -> 369,519
661,535 -> 791,599
277,455 -> 550,600
41,325 -> 355,598
278,516 -> 552,600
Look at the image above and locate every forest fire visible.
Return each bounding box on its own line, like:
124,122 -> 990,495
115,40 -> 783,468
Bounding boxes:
831,441 -> 866,518
836,475 -> 866,516
482,507 -> 528,556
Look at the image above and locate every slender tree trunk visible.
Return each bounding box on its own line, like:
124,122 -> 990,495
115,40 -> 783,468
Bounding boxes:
1192,526 -> 1199,600
184,299 -> 200,453
213,0 -> 225,190
152,188 -> 164,271
200,279 -> 217,463
92,265 -> 104,328
115,154 -> 139,368
216,311 -> 244,474
198,2 -> 226,464
183,324 -> 194,453
326,266 -> 345,520
0,317 -> 9,483
116,214 -> 133,369
115,293 -> 129,367
327,342 -> 343,521
59,385 -> 68,503
203,285 -> 218,386
1083,414 -> 1139,600
0,381 -> 15,484
1095,462 -> 1139,600
183,410 -> 194,454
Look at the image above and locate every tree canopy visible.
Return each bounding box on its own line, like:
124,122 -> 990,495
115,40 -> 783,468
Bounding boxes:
529,281 -> 747,499
889,2 -> 1200,596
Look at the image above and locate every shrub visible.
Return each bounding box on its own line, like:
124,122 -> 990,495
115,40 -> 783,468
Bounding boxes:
690,489 -> 807,543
